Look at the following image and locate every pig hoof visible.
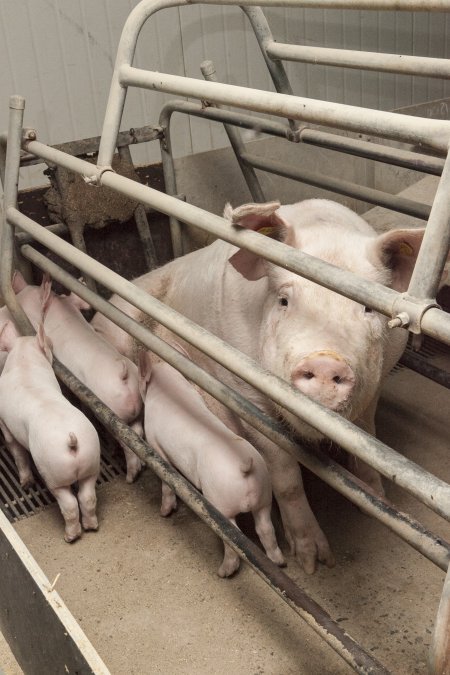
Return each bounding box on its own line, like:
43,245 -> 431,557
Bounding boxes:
217,560 -> 240,578
269,549 -> 286,567
64,530 -> 82,544
160,502 -> 177,517
20,475 -> 35,489
82,519 -> 99,532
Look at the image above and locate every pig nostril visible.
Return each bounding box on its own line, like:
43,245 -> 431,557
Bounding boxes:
303,371 -> 315,380
333,375 -> 343,384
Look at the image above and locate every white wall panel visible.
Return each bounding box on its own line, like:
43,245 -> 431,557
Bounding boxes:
1,1 -> 450,190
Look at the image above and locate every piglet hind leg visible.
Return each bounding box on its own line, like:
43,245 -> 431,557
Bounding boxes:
160,480 -> 177,516
51,486 -> 82,543
218,519 -> 241,578
253,506 -> 285,568
2,429 -> 34,488
77,475 -> 98,532
121,419 -> 145,483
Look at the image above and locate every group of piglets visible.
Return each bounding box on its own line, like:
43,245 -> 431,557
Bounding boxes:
0,273 -> 283,576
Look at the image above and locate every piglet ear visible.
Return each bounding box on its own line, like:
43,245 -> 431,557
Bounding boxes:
0,321 -> 20,352
40,274 -> 53,318
371,228 -> 429,292
226,201 -> 288,281
137,350 -> 152,400
36,323 -> 53,363
12,270 -> 27,293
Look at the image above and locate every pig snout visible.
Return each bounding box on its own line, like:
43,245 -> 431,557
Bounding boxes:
291,351 -> 355,411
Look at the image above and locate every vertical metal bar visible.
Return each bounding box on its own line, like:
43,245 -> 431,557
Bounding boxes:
408,147 -> 450,301
241,6 -> 300,132
158,108 -> 187,257
201,60 -> 266,203
430,563 -> 450,675
0,96 -> 33,336
117,145 -> 158,269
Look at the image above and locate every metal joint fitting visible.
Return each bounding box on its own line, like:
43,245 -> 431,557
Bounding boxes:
22,128 -> 37,143
82,165 -> 115,187
388,293 -> 441,334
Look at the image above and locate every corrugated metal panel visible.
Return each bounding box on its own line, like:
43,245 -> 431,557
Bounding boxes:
1,2 -> 450,190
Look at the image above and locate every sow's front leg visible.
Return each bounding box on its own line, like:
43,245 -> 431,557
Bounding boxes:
245,426 -> 334,575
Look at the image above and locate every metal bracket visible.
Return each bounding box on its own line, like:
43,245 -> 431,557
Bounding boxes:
388,292 -> 441,334
82,165 -> 115,186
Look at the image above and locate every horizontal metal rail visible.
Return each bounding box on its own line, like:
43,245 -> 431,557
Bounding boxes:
51,359 -> 389,675
266,42 -> 450,78
8,206 -> 450,521
240,152 -> 432,219
119,65 -> 450,153
21,244 -> 450,572
160,99 -> 446,174
399,351 -> 450,390
298,129 -> 445,176
21,138 -> 450,343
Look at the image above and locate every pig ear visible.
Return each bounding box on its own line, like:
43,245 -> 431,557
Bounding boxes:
226,201 -> 289,281
36,323 -> 53,363
40,274 -> 53,317
137,351 -> 152,400
12,270 -> 27,293
0,321 -> 20,352
67,292 -> 91,312
371,228 -> 440,292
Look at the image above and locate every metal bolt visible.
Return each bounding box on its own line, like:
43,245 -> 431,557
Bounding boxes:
25,129 -> 36,141
388,312 -> 410,329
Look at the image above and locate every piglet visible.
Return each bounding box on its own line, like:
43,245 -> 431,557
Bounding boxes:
0,321 -> 100,542
138,352 -> 284,577
12,272 -> 144,483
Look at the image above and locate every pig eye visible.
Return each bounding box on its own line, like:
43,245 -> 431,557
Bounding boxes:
279,297 -> 289,307
364,306 -> 373,314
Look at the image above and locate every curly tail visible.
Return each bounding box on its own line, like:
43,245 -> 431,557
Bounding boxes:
240,457 -> 253,476
68,432 -> 78,452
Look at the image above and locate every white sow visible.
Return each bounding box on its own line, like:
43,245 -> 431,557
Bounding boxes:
92,198 -> 437,573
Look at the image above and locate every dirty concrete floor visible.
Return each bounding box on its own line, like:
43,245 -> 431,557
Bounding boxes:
1,356 -> 449,675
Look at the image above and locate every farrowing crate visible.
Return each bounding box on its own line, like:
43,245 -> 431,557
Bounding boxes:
1,1 -> 450,673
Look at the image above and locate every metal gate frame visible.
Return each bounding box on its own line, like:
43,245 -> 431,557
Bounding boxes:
1,1 -> 450,673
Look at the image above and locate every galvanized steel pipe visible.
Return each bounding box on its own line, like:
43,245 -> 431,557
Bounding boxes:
21,140 -> 450,345
266,42 -> 450,79
119,65 -> 450,152
240,152 -> 432,219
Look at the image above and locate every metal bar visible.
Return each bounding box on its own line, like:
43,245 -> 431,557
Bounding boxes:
240,151 -> 431,219
201,60 -> 266,202
19,141 -> 450,344
120,65 -> 450,152
241,7 -> 300,131
430,563 -> 450,675
15,222 -> 68,244
0,97 -> 34,336
158,105 -> 186,257
22,246 -> 450,571
97,0 -> 186,168
408,149 -> 450,300
399,351 -> 450,390
299,129 -> 445,176
10,212 -> 450,519
160,100 -> 292,139
196,0 -> 450,7
0,510 -> 111,675
52,357 -> 390,675
266,41 -> 450,78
